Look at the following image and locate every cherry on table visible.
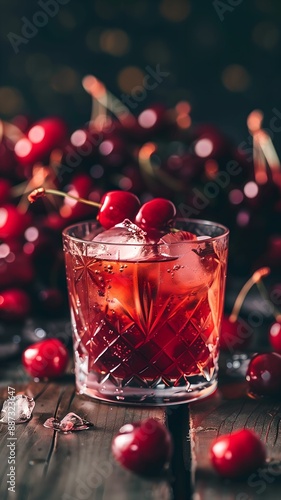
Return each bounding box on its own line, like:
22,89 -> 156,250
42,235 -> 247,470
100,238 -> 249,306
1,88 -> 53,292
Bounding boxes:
111,418 -> 173,476
22,338 -> 69,379
98,191 -> 141,229
246,352 -> 281,396
210,428 -> 266,478
0,288 -> 31,321
269,321 -> 281,353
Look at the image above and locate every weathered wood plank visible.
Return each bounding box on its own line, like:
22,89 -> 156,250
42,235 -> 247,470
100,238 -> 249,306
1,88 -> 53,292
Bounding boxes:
189,382 -> 281,500
0,382 -> 172,500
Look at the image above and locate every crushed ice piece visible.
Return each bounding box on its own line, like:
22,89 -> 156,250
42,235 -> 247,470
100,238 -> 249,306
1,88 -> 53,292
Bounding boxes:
43,412 -> 94,433
0,395 -> 35,424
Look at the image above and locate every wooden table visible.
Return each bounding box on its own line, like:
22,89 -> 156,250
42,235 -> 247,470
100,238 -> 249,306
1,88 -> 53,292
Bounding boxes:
1,359 -> 281,500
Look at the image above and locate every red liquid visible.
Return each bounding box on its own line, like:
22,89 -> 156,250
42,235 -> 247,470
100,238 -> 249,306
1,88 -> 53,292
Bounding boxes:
65,244 -> 226,389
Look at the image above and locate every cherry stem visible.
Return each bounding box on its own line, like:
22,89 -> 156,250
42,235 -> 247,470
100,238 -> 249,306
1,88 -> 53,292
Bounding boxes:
255,279 -> 281,322
28,187 -> 101,209
229,267 -> 271,322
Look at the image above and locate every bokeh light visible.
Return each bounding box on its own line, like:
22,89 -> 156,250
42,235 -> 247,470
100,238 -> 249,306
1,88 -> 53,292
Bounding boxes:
222,65 -> 251,92
117,66 -> 145,93
160,0 -> 190,22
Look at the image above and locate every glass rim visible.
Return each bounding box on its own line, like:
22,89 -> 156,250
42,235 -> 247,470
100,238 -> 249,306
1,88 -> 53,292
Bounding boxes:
62,218 -> 229,247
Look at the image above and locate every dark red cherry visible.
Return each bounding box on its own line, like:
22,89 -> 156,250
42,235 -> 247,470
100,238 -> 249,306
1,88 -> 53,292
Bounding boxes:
0,205 -> 31,240
0,250 -> 34,288
22,338 -> 69,378
111,418 -> 173,476
192,124 -> 230,159
0,137 -> 17,177
220,315 -> 252,352
0,179 -> 11,203
210,429 -> 266,478
269,321 -> 281,353
137,104 -> 168,135
38,288 -> 64,314
135,198 -> 176,233
246,352 -> 281,396
266,236 -> 281,266
98,136 -> 127,167
60,174 -> 100,221
98,191 -> 141,229
14,117 -> 67,167
0,288 -> 31,321
43,213 -> 68,232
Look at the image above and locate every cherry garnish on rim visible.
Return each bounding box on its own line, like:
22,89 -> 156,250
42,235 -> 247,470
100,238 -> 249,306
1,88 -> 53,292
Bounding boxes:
97,191 -> 141,229
111,418 -> 173,476
28,187 -> 141,230
210,429 -> 266,478
135,198 -> 176,239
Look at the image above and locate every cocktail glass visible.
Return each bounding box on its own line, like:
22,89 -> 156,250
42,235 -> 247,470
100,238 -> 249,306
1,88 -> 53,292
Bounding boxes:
63,218 -> 229,405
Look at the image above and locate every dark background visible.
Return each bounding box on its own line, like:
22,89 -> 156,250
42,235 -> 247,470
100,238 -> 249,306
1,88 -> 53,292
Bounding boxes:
0,0 -> 281,143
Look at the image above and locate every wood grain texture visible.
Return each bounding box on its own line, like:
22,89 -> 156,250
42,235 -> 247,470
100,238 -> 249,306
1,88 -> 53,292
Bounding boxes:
189,382 -> 281,500
0,381 -> 172,500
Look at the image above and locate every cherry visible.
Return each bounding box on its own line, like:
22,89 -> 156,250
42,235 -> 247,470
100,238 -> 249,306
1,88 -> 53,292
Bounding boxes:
22,338 -> 69,379
219,268 -> 270,352
14,117 -> 67,167
137,104 -> 169,136
43,213 -> 68,232
220,315 -> 252,352
0,179 -> 11,203
111,418 -> 173,476
0,288 -> 31,321
98,191 -> 141,229
0,205 -> 31,240
98,135 -> 127,167
38,288 -> 64,314
210,429 -> 266,478
192,124 -> 230,159
246,352 -> 281,396
269,321 -> 281,353
0,134 -> 18,177
0,250 -> 34,288
60,174 -> 99,222
135,198 -> 176,234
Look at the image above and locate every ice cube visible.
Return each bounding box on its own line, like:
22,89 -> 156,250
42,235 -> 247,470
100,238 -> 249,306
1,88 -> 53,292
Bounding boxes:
0,394 -> 35,424
43,412 -> 93,433
160,230 -> 197,244
88,219 -> 149,261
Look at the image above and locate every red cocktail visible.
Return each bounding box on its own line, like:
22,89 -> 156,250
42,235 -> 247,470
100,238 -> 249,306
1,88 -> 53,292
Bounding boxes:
63,219 -> 228,404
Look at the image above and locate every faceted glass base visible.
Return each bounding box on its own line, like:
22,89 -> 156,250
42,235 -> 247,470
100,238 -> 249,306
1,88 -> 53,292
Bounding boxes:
75,362 -> 218,406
